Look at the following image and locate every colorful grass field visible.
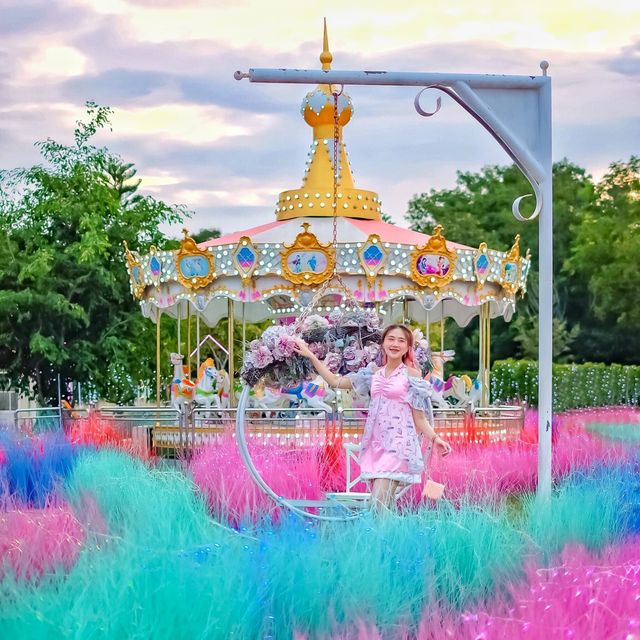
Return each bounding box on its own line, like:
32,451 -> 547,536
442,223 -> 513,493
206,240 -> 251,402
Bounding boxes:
1,407 -> 639,638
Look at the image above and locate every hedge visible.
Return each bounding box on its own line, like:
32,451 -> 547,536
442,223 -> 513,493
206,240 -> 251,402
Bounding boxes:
491,360 -> 640,411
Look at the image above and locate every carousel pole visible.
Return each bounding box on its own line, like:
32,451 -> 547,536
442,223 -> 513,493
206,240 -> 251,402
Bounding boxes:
228,298 -> 235,407
440,303 -> 445,352
177,303 -> 181,356
187,304 -> 192,377
156,310 -> 162,407
478,302 -> 491,406
242,302 -> 246,358
196,313 -> 201,367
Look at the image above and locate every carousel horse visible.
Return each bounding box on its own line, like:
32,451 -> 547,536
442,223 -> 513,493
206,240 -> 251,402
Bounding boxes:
280,376 -> 336,414
425,349 -> 481,410
170,352 -> 196,412
244,377 -> 336,414
193,358 -> 222,417
215,369 -> 231,410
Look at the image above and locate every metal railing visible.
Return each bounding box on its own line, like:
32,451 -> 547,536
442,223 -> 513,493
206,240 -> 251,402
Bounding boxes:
14,406 -> 90,435
8,402 -> 525,454
472,405 -> 525,443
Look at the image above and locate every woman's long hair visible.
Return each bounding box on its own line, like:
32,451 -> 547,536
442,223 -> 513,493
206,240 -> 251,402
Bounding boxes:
380,324 -> 417,370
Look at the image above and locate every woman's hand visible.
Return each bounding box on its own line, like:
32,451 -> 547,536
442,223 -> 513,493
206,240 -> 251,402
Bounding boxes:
293,337 -> 314,360
434,435 -> 452,457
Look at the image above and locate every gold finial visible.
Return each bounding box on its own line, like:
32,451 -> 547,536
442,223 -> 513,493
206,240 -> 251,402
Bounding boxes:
506,234 -> 521,260
320,18 -> 332,70
182,227 -> 190,240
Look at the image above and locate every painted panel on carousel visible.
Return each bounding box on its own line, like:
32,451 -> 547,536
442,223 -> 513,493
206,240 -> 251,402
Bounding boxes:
409,225 -> 456,288
176,228 -> 215,290
473,242 -> 492,288
280,222 -> 335,285
358,234 -> 387,285
123,240 -> 145,299
233,236 -> 260,285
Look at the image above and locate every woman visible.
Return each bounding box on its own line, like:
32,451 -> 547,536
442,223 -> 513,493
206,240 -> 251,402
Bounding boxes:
294,324 -> 452,510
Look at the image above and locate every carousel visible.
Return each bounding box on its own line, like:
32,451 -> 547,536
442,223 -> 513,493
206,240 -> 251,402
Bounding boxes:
123,29 -> 531,511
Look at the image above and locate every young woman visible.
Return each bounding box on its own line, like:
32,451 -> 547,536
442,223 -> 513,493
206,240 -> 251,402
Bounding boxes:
294,324 -> 452,510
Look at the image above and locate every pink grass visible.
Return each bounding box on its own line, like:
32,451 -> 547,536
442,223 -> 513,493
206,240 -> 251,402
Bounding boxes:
191,408 -> 639,517
0,504 -> 85,580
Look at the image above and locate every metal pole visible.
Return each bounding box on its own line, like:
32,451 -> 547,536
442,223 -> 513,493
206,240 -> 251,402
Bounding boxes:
402,298 -> 409,324
196,313 -> 201,369
440,303 -> 445,352
242,302 -> 246,358
238,68 -> 547,90
177,303 -> 181,356
228,298 -> 235,408
537,79 -> 553,500
479,302 -> 491,406
187,304 -> 192,377
156,311 -> 161,407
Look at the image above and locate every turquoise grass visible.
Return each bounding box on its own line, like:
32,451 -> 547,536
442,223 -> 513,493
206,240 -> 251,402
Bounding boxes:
1,450 -> 638,638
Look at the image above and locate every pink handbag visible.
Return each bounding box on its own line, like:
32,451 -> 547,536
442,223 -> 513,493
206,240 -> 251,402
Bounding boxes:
422,479 -> 445,500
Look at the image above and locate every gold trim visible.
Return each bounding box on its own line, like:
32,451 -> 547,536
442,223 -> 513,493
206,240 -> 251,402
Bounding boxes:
280,222 -> 336,285
501,234 -> 522,294
408,225 -> 457,289
123,240 -> 145,299
176,228 -> 215,290
358,234 -> 387,287
473,242 -> 492,290
232,236 -> 260,286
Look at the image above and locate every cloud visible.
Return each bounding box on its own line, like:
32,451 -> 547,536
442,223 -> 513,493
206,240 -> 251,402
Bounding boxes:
607,39 -> 640,77
1,0 -> 639,238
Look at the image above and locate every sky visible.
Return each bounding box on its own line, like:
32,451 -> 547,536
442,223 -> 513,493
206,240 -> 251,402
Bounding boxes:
1,0 -> 638,237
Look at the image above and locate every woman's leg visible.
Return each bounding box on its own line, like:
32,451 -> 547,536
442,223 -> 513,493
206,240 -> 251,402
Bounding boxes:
371,478 -> 397,512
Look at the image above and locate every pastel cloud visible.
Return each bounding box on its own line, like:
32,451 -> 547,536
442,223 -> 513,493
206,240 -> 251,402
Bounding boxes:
0,0 -> 638,238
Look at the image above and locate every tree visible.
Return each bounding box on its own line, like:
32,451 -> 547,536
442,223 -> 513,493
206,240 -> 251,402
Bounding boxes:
0,102 -> 188,405
566,157 -> 640,363
406,160 -> 595,369
192,228 -> 221,244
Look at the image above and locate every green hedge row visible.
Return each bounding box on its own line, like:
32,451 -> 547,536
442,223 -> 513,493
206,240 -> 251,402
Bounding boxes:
491,360 -> 640,411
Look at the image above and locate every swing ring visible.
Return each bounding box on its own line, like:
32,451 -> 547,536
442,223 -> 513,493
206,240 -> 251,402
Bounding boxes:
332,84 -> 344,97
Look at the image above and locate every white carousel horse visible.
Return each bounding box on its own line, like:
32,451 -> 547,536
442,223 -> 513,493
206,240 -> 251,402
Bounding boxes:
430,349 -> 456,380
240,377 -> 336,414
426,349 -> 483,410
281,376 -> 336,414
215,369 -> 231,410
193,358 -> 222,417
170,352 -> 196,412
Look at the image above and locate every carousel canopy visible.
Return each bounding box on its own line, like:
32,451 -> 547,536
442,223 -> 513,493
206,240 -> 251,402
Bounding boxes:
124,27 -> 530,329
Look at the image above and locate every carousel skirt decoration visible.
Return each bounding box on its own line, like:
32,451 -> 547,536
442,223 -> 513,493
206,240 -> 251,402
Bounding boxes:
240,308 -> 382,388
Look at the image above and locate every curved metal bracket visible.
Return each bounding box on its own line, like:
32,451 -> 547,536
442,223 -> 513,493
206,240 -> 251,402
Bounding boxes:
414,84 -> 543,222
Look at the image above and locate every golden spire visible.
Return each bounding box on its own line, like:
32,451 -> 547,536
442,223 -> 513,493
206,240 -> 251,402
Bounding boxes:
320,17 -> 332,70
274,20 -> 381,221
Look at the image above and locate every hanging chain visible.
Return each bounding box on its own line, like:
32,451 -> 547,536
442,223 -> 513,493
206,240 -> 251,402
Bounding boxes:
292,87 -> 361,333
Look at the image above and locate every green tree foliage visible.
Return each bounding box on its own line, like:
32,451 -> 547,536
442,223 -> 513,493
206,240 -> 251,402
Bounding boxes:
192,228 -> 221,244
566,157 -> 640,363
0,103 -> 188,404
405,159 -> 631,369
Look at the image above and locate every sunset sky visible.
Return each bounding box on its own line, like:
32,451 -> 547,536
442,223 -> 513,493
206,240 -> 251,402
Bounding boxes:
1,0 -> 638,236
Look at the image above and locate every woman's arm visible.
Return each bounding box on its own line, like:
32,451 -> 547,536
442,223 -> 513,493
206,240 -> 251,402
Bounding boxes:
411,407 -> 452,456
293,338 -> 353,389
407,368 -> 452,456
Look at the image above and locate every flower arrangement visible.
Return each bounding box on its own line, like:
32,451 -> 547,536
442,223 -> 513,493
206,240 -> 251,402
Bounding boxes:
240,309 -> 383,387
412,328 -> 433,377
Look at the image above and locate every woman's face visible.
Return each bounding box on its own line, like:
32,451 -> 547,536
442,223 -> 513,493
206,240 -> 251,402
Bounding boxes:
383,328 -> 410,361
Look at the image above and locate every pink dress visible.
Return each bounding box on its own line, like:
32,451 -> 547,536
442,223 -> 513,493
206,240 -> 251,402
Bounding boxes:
348,363 -> 433,485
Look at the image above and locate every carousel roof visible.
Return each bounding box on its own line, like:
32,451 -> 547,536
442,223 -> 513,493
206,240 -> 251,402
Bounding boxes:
124,25 -> 531,329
